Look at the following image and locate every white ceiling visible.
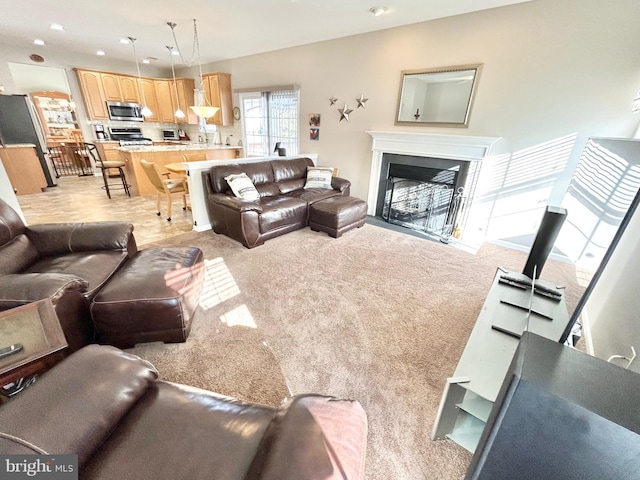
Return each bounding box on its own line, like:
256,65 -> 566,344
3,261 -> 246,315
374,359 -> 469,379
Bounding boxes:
0,0 -> 533,68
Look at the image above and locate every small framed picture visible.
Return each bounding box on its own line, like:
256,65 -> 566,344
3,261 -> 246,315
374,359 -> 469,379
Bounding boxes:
308,114 -> 320,127
310,128 -> 319,141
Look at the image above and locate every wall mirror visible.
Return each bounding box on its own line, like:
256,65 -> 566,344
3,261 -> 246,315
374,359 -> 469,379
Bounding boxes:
395,64 -> 482,127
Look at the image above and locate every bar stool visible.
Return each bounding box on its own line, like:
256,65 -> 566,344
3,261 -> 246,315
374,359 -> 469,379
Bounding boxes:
86,143 -> 130,199
96,159 -> 131,199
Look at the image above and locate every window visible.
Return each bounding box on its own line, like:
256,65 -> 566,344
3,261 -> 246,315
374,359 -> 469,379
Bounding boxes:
239,87 -> 299,157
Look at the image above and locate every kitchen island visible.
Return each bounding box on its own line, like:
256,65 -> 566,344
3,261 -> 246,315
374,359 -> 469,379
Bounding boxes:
118,144 -> 243,196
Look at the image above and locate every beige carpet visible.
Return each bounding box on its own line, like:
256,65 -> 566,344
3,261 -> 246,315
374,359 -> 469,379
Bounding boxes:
129,224 -> 583,480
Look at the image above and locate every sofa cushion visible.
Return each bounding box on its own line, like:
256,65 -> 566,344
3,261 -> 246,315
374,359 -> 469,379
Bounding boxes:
243,162 -> 276,186
259,197 -> 308,232
285,188 -> 341,204
81,382 -> 275,480
0,234 -> 39,275
208,162 -> 275,193
0,345 -> 157,466
277,178 -> 306,194
24,251 -> 129,300
271,157 -> 313,182
225,173 -> 260,200
256,183 -> 282,198
304,167 -> 334,189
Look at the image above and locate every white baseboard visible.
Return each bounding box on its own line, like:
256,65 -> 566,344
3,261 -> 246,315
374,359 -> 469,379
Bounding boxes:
581,307 -> 595,356
193,223 -> 211,232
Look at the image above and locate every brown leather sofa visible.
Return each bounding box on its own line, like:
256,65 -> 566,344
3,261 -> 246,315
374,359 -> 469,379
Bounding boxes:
203,157 -> 351,248
0,198 -> 137,350
0,345 -> 368,480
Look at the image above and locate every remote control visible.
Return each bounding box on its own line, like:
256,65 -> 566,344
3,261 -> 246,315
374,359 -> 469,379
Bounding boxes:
0,344 -> 23,360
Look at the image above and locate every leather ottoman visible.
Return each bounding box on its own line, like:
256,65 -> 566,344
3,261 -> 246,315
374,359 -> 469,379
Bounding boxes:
90,247 -> 205,348
309,196 -> 368,238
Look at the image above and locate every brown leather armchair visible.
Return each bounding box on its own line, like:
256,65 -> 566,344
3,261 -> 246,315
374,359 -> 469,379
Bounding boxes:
0,199 -> 137,350
0,345 -> 368,480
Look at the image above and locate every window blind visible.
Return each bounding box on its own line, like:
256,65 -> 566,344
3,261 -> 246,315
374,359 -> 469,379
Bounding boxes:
240,88 -> 299,157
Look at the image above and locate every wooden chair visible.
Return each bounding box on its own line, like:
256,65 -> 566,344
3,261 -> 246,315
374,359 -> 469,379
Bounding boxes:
140,160 -> 187,221
182,152 -> 207,162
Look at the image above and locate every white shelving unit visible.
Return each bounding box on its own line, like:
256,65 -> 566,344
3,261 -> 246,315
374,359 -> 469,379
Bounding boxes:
431,268 -> 569,453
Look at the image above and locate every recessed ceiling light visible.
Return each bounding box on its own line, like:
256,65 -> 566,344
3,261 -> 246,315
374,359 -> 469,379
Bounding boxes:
33,39 -> 46,46
96,50 -> 106,56
120,38 -> 130,44
171,50 -> 180,56
369,6 -> 389,16
142,58 -> 150,64
50,23 -> 64,31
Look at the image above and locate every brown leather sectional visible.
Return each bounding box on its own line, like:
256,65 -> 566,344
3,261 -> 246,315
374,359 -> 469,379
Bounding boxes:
0,344 -> 368,480
203,157 -> 351,248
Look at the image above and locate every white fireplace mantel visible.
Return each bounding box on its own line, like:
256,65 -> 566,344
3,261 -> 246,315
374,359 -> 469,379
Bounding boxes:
365,131 -> 501,215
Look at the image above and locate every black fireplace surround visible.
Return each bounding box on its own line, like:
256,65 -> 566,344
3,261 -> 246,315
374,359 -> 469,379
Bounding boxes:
376,153 -> 471,237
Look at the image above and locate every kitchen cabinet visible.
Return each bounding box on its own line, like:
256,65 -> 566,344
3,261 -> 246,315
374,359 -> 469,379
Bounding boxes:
75,68 -> 216,125
30,91 -> 81,145
0,145 -> 48,195
174,78 -> 198,125
202,73 -> 233,126
154,79 -> 175,123
74,69 -> 109,120
155,78 -> 198,125
119,76 -> 140,103
138,78 -> 159,122
101,73 -> 122,102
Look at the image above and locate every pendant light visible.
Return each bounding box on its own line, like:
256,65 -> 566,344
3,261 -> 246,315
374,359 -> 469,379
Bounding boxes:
166,45 -> 185,120
167,20 -> 219,119
128,37 -> 153,117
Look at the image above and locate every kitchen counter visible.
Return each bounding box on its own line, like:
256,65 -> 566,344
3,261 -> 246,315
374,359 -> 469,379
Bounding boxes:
1,143 -> 36,149
118,144 -> 243,196
117,144 -> 240,153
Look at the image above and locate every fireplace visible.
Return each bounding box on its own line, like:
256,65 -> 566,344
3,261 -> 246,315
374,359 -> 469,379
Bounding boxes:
367,131 -> 501,240
380,156 -> 467,237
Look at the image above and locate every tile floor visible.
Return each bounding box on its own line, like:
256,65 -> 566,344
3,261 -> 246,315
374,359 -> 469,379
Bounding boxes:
16,174 -> 194,246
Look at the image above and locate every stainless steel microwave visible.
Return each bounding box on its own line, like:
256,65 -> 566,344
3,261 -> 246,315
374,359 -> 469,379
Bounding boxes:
106,101 -> 143,122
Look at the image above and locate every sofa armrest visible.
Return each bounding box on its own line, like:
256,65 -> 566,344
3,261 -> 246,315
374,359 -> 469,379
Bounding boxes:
0,273 -> 88,311
0,273 -> 94,350
332,177 -> 351,195
0,345 -> 158,467
244,395 -> 368,480
26,222 -> 137,258
208,193 -> 264,213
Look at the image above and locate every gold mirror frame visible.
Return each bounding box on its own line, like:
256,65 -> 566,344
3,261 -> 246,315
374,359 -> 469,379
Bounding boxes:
395,64 -> 482,128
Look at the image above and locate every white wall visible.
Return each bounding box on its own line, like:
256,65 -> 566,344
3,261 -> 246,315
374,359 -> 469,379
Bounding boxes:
584,198 -> 640,372
200,0 -> 640,244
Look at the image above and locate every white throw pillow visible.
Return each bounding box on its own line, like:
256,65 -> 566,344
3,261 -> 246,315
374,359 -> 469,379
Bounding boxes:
303,167 -> 334,190
224,173 -> 260,200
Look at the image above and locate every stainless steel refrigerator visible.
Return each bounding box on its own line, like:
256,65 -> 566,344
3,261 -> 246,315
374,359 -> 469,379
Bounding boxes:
0,94 -> 57,187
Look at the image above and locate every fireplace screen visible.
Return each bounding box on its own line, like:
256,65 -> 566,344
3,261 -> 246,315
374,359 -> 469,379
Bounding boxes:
382,177 -> 464,237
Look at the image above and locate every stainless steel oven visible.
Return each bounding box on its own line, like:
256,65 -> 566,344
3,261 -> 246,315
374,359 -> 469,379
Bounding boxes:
106,101 -> 143,122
